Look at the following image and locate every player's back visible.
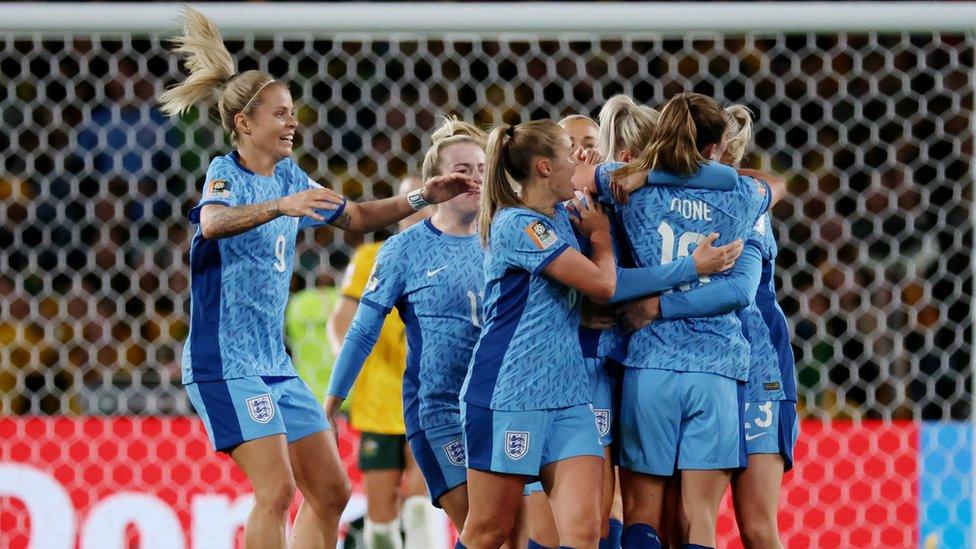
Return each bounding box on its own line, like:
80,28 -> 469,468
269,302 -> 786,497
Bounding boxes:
461,204 -> 588,412
620,171 -> 769,381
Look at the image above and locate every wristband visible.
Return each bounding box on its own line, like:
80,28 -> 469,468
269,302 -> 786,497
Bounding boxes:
407,187 -> 430,211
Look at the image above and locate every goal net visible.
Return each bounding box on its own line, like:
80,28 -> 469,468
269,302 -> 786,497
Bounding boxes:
0,3 -> 971,547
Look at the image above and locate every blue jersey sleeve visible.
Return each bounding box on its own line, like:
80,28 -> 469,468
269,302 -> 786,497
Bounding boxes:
188,156 -> 244,223
288,160 -> 347,229
658,242 -> 763,318
359,237 -> 407,313
647,161 -> 737,190
326,304 -> 386,399
609,256 -> 699,304
495,209 -> 570,275
741,175 -> 772,223
594,162 -> 625,204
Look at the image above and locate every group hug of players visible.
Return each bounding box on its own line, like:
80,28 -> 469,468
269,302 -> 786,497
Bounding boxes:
163,8 -> 796,549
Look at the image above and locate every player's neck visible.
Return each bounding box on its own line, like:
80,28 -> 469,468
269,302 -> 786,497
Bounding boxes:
235,144 -> 277,177
430,209 -> 476,236
520,180 -> 558,217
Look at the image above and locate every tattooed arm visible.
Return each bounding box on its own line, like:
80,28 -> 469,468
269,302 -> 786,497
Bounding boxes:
331,172 -> 477,233
199,187 -> 344,239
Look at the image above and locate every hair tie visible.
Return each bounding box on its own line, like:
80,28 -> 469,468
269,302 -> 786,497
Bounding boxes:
505,126 -> 515,138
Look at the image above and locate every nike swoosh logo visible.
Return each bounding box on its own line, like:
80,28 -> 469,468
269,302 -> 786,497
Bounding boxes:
745,432 -> 768,441
426,266 -> 448,277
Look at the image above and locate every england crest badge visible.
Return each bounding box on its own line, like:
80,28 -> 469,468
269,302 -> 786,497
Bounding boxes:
594,409 -> 611,437
504,431 -> 530,460
443,438 -> 466,467
246,394 -> 275,424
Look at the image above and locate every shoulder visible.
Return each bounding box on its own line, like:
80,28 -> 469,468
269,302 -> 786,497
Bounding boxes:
205,153 -> 239,179
594,162 -> 624,201
493,207 -> 545,239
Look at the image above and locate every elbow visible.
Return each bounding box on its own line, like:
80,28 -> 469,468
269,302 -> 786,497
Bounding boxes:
729,283 -> 754,311
200,222 -> 219,240
590,277 -> 616,303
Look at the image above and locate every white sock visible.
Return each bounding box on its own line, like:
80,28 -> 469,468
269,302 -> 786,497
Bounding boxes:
364,517 -> 403,549
402,495 -> 442,549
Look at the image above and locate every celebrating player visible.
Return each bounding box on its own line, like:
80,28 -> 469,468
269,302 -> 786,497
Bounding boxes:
610,92 -> 774,549
560,114 -> 600,151
327,173 -> 432,549
722,105 -> 797,549
325,116 -> 487,533
158,8 -> 475,548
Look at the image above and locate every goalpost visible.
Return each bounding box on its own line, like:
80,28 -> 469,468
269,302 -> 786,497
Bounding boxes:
0,3 -> 972,547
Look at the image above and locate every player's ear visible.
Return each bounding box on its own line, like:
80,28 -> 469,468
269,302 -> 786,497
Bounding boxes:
700,143 -> 715,160
535,156 -> 552,178
235,112 -> 251,135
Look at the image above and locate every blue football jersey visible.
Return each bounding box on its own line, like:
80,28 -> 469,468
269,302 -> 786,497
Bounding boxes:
740,213 -> 797,402
182,152 -> 345,383
461,204 -> 589,411
618,170 -> 771,381
359,219 -> 486,436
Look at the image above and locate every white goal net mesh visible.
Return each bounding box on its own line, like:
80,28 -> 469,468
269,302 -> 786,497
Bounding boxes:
0,24 -> 971,548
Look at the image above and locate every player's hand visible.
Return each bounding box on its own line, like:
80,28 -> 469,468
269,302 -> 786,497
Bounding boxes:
420,172 -> 479,204
616,295 -> 661,332
323,395 -> 344,437
574,146 -> 603,166
581,298 -> 616,330
692,233 -> 743,274
610,168 -> 649,205
276,188 -> 345,220
568,188 -> 611,239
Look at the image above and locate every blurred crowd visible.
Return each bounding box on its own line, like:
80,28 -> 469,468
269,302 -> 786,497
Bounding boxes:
0,32 -> 970,419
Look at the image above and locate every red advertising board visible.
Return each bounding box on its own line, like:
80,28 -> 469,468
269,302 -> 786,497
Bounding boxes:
0,417 -> 917,548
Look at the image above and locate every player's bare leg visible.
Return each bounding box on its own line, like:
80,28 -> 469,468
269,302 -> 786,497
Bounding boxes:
619,468 -> 667,532
599,446 -> 615,539
229,435 -> 296,549
357,467 -> 403,548
524,490 -> 559,547
438,484 -> 470,532
732,454 -> 785,549
680,469 -> 732,548
460,469 -> 526,548
541,455 -> 603,548
289,430 -> 352,549
661,474 -> 684,546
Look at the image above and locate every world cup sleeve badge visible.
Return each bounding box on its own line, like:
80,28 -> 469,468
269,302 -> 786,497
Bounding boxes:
205,178 -> 232,200
525,221 -> 558,250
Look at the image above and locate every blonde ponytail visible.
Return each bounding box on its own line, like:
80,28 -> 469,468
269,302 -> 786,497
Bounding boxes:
158,7 -> 282,144
596,94 -> 660,161
724,105 -> 754,166
157,7 -> 235,117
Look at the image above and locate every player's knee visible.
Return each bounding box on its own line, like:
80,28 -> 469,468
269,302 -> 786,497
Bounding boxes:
560,515 -> 601,548
463,516 -> 514,548
739,519 -> 781,549
254,478 -> 297,516
319,477 -> 353,514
